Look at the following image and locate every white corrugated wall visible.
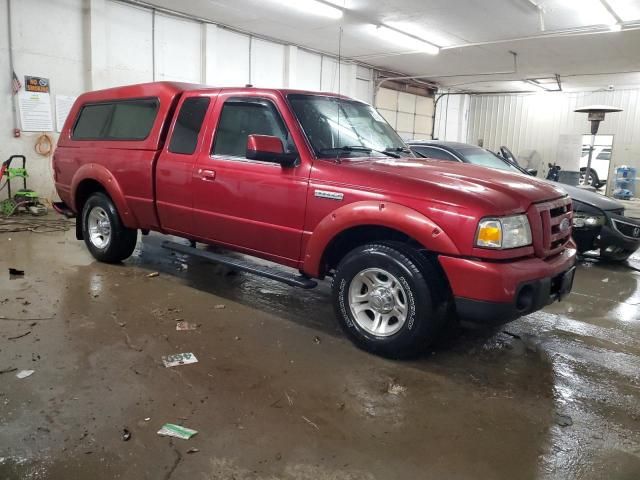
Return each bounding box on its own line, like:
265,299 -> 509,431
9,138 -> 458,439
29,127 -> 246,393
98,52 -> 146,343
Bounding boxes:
466,89 -> 640,182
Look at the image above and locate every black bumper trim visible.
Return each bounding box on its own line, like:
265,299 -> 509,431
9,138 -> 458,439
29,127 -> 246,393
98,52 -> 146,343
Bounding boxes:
455,266 -> 576,324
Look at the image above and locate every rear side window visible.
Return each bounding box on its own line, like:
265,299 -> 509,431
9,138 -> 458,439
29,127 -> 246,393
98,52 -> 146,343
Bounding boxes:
72,98 -> 159,140
169,97 -> 211,155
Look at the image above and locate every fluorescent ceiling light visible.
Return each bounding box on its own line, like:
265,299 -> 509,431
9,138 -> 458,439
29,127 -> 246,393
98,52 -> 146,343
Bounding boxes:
270,0 -> 343,19
371,25 -> 439,55
523,76 -> 563,92
385,20 -> 457,48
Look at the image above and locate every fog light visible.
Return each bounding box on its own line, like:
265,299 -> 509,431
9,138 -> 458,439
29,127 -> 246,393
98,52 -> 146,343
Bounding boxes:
516,285 -> 534,312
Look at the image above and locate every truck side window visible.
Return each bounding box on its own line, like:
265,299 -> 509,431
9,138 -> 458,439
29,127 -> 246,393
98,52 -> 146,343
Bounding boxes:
212,99 -> 294,159
72,98 -> 159,140
169,97 -> 211,155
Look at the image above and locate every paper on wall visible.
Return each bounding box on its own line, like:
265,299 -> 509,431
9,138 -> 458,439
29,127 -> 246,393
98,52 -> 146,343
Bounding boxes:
56,95 -> 77,132
18,91 -> 53,132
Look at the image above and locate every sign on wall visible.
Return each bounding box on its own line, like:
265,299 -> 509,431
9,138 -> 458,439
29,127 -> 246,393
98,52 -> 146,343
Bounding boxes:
18,91 -> 53,132
24,76 -> 50,93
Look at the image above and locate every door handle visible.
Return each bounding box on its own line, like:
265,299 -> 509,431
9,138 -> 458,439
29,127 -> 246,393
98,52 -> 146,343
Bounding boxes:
198,168 -> 216,181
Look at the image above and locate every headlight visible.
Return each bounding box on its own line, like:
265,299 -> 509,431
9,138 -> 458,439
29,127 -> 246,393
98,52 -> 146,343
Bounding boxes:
572,212 -> 605,228
476,214 -> 532,249
573,201 -> 606,228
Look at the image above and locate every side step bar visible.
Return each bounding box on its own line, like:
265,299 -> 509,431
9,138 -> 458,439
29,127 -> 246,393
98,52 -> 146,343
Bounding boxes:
161,240 -> 318,289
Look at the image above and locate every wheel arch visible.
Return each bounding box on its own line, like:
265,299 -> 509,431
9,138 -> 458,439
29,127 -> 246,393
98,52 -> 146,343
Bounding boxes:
302,201 -> 459,277
71,164 -> 138,229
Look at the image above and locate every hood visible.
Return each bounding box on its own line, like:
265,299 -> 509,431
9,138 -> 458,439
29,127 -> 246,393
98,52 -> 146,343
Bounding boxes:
553,183 -> 623,211
340,158 -> 567,214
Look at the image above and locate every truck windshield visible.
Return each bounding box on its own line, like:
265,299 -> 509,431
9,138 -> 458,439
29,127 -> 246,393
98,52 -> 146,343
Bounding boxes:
288,94 -> 408,158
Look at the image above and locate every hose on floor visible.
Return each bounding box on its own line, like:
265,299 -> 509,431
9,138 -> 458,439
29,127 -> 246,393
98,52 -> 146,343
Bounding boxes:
0,204 -> 73,234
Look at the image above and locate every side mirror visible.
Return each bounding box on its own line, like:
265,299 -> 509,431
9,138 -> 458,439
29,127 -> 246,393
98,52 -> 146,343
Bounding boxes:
526,168 -> 538,176
246,135 -> 297,167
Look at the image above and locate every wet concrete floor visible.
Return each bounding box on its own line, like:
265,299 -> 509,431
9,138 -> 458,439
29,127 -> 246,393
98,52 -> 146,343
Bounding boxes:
1,227 -> 640,479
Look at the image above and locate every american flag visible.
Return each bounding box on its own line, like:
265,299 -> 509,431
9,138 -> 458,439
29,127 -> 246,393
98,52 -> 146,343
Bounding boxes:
11,71 -> 22,94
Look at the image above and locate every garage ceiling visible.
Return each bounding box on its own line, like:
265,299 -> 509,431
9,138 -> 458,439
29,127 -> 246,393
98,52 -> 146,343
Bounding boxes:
136,0 -> 640,92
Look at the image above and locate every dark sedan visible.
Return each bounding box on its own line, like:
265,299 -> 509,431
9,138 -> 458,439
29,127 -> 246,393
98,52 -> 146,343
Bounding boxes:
408,140 -> 640,262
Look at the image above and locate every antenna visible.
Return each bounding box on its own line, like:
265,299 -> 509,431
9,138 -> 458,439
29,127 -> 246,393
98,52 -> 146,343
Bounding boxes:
336,26 -> 343,163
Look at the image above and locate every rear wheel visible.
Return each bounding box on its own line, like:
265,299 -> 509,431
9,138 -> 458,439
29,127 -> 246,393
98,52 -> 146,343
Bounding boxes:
82,192 -> 137,263
580,168 -> 601,188
332,242 -> 449,358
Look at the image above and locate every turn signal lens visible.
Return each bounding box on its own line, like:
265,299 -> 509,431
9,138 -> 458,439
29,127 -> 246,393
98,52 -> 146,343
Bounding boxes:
477,221 -> 502,248
476,215 -> 532,249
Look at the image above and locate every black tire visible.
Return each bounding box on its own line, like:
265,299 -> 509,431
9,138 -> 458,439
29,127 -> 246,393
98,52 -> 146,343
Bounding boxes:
82,192 -> 137,263
580,168 -> 601,188
332,242 -> 449,358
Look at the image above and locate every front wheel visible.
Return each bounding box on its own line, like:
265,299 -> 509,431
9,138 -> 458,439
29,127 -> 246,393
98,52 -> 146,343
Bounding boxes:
332,243 -> 448,358
82,192 -> 138,263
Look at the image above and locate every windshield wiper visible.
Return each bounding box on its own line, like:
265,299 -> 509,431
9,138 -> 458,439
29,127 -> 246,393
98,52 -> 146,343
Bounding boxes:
319,146 -> 400,158
385,147 -> 412,155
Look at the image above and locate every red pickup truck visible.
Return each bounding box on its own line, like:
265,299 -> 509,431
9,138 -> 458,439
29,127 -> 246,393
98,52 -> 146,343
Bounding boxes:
53,82 -> 576,357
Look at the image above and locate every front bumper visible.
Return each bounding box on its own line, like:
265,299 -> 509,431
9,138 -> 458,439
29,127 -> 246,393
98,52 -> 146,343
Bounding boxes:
438,245 -> 576,323
573,213 -> 640,254
603,214 -> 640,252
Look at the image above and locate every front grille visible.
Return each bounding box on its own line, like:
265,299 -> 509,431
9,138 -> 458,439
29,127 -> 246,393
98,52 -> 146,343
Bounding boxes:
529,197 -> 573,258
612,218 -> 640,238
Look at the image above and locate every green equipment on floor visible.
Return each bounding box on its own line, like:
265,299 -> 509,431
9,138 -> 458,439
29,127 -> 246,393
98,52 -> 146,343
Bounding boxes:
0,155 -> 48,216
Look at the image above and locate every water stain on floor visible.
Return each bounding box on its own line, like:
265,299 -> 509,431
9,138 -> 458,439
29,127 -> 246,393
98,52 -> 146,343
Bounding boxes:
1,230 -> 639,479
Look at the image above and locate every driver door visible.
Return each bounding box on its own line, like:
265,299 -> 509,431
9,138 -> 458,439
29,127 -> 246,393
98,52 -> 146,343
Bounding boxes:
191,93 -> 311,266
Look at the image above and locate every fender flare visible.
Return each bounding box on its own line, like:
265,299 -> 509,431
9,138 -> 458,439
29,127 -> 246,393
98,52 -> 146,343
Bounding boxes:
70,164 -> 138,229
302,200 -> 460,277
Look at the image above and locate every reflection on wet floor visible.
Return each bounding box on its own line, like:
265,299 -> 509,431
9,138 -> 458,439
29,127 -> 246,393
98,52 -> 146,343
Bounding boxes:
1,231 -> 639,479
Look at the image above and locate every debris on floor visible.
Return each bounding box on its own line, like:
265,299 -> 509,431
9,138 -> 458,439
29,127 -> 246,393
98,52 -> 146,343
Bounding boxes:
0,367 -> 18,375
8,331 -> 31,340
186,448 -> 199,454
602,278 -> 609,283
555,412 -> 574,427
146,272 -> 160,278
157,423 -> 198,440
176,320 -> 199,331
122,428 -> 131,441
162,353 -> 198,368
9,268 -> 24,277
16,369 -> 35,379
214,304 -> 226,309
302,415 -> 320,430
313,336 -> 321,344
386,382 -> 407,396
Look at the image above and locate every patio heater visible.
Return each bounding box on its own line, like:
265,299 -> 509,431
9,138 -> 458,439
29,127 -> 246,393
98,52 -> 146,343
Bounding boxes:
574,105 -> 622,188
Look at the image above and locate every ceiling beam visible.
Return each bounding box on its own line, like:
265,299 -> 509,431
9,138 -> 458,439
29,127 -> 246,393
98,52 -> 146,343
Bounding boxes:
600,0 -> 623,24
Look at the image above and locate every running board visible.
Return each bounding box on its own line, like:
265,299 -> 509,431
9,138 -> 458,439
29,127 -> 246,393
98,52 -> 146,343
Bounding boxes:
161,241 -> 318,289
